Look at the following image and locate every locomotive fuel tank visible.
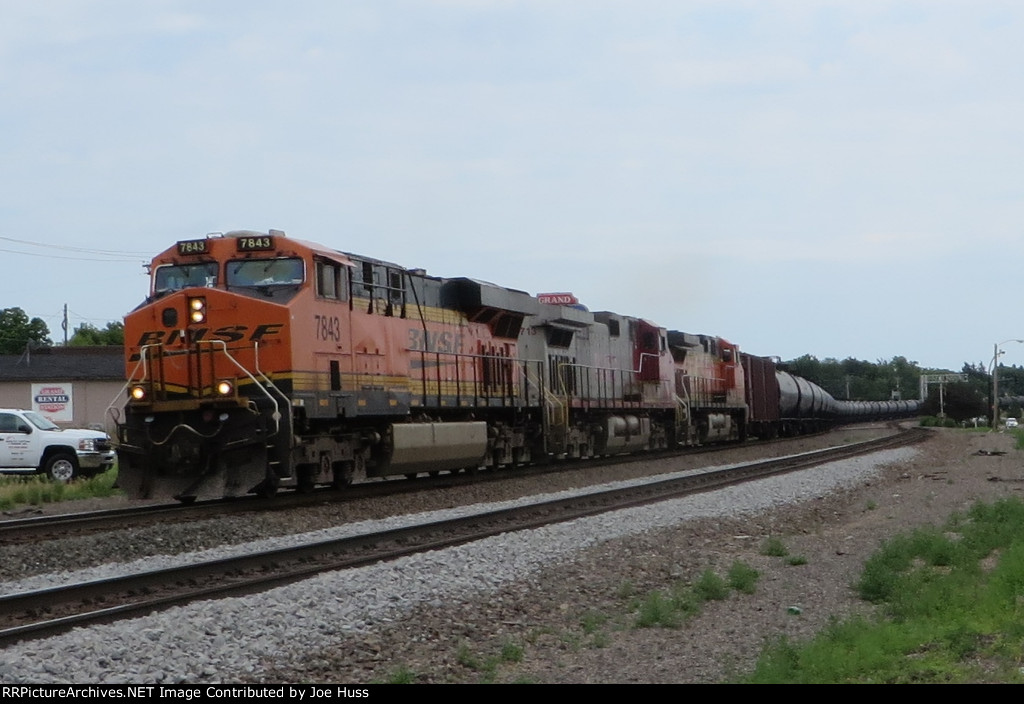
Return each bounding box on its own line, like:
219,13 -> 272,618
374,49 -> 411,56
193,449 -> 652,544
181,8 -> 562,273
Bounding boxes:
381,421 -> 489,476
594,415 -> 652,453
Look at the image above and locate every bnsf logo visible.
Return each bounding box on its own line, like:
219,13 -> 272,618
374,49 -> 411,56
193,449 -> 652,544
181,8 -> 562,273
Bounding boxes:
132,324 -> 284,349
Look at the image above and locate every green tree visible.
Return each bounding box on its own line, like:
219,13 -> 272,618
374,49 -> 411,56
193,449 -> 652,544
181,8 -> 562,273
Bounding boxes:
68,321 -> 124,346
920,382 -> 987,422
960,361 -> 993,400
0,307 -> 52,354
781,354 -> 924,402
995,363 -> 1024,399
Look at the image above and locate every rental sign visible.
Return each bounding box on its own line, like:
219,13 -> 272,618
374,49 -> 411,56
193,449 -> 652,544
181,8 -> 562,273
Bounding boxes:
32,383 -> 74,423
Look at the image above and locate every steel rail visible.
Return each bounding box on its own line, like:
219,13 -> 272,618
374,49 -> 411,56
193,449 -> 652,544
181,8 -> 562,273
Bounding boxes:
0,426 -> 930,646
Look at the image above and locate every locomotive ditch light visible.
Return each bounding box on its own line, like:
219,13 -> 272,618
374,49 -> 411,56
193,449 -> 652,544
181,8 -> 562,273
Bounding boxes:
188,296 -> 207,324
129,385 -> 148,402
215,380 -> 234,396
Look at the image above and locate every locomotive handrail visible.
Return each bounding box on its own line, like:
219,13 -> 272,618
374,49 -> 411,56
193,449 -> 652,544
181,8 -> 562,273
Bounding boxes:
194,339 -> 282,436
531,365 -> 567,452
555,359 -> 674,406
636,351 -> 660,377
402,346 -> 532,406
681,372 -> 734,407
251,340 -> 290,436
104,344 -> 162,436
126,343 -> 166,386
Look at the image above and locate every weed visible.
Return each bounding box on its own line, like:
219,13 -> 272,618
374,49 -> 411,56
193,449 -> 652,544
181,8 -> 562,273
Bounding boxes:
693,569 -> 729,601
787,555 -> 808,566
0,468 -> 120,510
670,584 -> 703,619
500,640 -> 524,663
559,631 -> 583,650
525,626 -> 556,645
727,561 -> 760,594
761,536 -> 789,557
744,497 -> 1024,683
635,591 -> 682,628
580,610 -> 608,634
615,580 -> 635,600
456,643 -> 482,670
380,666 -> 418,684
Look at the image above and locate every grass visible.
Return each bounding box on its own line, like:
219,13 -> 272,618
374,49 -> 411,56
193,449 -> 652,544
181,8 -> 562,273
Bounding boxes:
0,467 -> 121,510
761,536 -> 789,557
580,610 -> 609,635
635,562 -> 760,629
441,560 -> 764,678
455,639 -> 528,683
376,666 -> 418,684
727,561 -> 761,593
500,640 -> 524,663
693,569 -> 730,601
741,496 -> 1024,683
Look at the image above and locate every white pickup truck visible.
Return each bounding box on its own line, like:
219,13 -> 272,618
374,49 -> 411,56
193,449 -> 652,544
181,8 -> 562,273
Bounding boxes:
0,408 -> 115,481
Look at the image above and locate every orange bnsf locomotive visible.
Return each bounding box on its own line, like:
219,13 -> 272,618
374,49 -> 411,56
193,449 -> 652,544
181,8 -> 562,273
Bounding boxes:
114,229 -> 916,501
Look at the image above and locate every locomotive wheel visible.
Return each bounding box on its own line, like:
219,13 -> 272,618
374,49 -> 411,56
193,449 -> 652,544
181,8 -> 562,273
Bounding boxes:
43,453 -> 78,482
254,480 -> 278,498
332,461 -> 354,488
295,463 -> 316,493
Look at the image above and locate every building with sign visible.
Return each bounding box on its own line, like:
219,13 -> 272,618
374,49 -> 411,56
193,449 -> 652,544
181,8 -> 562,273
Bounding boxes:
0,346 -> 124,430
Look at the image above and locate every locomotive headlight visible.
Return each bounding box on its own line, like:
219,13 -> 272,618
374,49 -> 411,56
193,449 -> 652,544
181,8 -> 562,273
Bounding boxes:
129,385 -> 148,401
188,296 -> 207,324
215,380 -> 234,396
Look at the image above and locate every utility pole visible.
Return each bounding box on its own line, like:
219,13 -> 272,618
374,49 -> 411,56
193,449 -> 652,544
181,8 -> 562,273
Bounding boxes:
991,339 -> 1024,430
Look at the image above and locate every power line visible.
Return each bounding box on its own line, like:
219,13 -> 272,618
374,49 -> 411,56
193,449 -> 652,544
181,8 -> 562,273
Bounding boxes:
0,246 -> 145,263
0,235 -> 151,257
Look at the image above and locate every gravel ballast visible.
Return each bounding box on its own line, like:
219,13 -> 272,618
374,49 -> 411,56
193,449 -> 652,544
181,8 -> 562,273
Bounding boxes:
0,427 -> 1020,683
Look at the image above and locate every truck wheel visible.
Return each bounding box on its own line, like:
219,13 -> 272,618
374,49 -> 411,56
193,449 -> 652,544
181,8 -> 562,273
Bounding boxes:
43,453 -> 78,482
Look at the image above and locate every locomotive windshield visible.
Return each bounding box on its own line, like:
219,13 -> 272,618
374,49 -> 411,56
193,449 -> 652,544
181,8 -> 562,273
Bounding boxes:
226,258 -> 304,289
153,263 -> 219,295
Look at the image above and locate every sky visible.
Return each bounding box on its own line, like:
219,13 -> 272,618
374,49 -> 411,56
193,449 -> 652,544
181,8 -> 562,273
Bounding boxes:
2,1 -> 1022,371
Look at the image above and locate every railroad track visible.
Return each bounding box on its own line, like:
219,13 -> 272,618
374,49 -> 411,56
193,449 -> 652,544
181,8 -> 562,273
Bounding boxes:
0,425 -> 893,544
0,425 -> 930,646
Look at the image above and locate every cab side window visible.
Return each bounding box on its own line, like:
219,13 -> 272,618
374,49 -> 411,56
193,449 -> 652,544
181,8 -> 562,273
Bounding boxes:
315,259 -> 348,301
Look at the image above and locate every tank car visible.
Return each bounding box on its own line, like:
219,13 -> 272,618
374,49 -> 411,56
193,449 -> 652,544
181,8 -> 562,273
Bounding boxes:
777,370 -> 836,434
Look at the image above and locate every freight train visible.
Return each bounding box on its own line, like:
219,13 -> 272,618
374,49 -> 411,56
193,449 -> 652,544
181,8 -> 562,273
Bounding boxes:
112,229 -> 920,501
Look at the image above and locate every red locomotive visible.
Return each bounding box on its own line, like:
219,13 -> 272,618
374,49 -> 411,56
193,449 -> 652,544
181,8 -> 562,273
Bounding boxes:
114,229 -> 917,501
